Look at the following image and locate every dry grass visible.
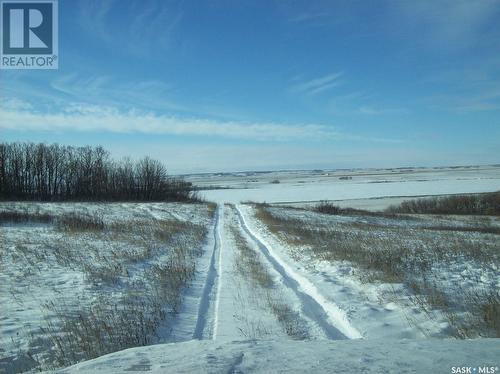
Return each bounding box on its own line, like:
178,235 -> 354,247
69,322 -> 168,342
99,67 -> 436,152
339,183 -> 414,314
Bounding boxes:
56,213 -> 105,232
38,296 -> 165,368
314,205 -> 500,235
254,204 -> 500,338
266,291 -> 309,339
230,224 -> 273,289
0,209 -> 54,224
1,203 -> 213,371
407,280 -> 500,338
31,217 -> 208,368
228,205 -> 309,340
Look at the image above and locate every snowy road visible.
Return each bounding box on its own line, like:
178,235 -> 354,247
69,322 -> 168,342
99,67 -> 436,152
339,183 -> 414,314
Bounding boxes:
193,204 -> 223,340
193,203 -> 441,343
187,203 -> 361,343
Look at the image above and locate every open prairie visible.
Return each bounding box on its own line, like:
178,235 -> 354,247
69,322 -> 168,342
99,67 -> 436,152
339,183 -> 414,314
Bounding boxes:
1,166 -> 499,373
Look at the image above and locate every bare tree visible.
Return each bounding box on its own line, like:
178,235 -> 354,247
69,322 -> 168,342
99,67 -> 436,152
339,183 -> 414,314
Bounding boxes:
0,142 -> 195,202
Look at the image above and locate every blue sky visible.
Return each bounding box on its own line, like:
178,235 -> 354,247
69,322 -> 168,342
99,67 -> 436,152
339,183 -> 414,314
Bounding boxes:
1,0 -> 499,173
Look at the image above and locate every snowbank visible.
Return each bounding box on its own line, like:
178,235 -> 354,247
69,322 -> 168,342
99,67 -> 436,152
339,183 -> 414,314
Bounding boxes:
54,338 -> 499,373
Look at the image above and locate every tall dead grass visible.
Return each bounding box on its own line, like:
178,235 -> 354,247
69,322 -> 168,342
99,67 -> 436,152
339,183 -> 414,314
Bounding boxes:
1,206 -> 212,371
254,204 -> 500,338
228,206 -> 309,340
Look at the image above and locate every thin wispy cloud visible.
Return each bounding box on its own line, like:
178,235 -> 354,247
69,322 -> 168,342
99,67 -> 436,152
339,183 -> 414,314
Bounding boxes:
79,0 -> 183,56
427,89 -> 500,113
1,1 -> 498,171
0,100 -> 339,141
287,11 -> 330,25
358,106 -> 409,115
422,57 -> 500,113
291,72 -> 343,96
393,0 -> 500,50
0,99 -> 404,144
280,1 -> 499,51
50,74 -> 185,113
79,0 -> 116,43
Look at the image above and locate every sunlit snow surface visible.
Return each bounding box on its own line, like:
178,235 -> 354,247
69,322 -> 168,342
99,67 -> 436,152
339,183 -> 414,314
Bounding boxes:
55,338 -> 499,374
192,165 -> 500,204
2,165 -> 500,373
0,203 -> 214,373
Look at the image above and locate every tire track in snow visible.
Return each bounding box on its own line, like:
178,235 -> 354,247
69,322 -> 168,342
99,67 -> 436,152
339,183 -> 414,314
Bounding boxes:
235,205 -> 362,340
214,205 -> 223,339
193,204 -> 223,340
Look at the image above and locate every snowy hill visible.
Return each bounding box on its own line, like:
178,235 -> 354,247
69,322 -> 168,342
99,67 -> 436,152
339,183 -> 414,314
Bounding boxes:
54,338 -> 499,374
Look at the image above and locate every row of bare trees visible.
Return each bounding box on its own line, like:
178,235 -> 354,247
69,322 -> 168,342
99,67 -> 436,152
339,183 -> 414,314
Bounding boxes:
0,142 -> 195,201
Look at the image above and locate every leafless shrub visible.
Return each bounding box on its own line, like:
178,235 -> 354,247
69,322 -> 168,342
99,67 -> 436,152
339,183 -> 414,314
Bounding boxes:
313,200 -> 405,219
386,191 -> 500,215
314,201 -> 343,215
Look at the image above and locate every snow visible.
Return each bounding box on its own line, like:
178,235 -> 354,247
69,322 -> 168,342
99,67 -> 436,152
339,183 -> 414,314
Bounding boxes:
235,205 -> 362,339
236,204 -> 435,340
191,205 -> 222,340
53,338 -> 500,374
208,205 -> 298,342
2,166 -> 500,373
238,204 -> 500,339
195,165 -> 500,204
0,202 -> 214,373
169,205 -> 220,342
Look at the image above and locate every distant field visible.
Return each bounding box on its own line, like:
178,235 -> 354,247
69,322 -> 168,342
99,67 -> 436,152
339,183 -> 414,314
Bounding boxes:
189,165 -> 500,204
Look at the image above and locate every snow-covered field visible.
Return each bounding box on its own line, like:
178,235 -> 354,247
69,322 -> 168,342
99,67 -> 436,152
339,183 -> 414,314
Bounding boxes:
2,166 -> 500,373
244,204 -> 500,339
191,165 -> 500,204
0,202 -> 214,373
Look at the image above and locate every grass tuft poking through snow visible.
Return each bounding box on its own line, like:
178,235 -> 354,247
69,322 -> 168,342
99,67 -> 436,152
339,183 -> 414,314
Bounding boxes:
0,209 -> 54,224
56,212 -> 106,232
254,203 -> 500,338
227,205 -> 309,340
0,202 -> 214,373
